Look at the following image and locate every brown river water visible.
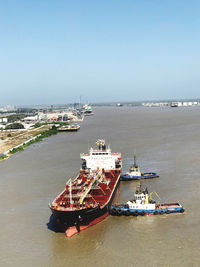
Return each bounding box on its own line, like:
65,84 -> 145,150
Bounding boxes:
0,107 -> 200,266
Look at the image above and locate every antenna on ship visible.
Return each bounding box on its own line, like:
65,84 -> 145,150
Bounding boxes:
133,154 -> 138,168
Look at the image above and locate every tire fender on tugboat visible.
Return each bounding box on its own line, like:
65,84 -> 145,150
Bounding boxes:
111,208 -> 117,215
117,209 -> 123,216
180,208 -> 184,213
125,210 -> 131,216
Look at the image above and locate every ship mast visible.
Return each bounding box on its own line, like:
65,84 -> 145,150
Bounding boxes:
134,155 -> 138,168
69,179 -> 73,209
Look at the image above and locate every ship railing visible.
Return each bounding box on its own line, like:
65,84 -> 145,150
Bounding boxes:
61,193 -> 93,199
68,185 -> 85,190
55,200 -> 98,211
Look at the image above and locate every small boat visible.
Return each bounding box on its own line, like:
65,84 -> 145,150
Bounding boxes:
82,104 -> 94,116
116,103 -> 123,107
58,124 -> 80,132
170,102 -> 179,107
109,184 -> 185,216
120,156 -> 159,181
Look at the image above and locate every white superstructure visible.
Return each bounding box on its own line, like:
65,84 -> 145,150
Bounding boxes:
81,140 -> 122,171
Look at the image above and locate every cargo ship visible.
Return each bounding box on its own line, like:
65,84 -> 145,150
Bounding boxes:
49,140 -> 122,236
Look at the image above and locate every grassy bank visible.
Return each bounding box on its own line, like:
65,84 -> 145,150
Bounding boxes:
0,125 -> 59,160
0,154 -> 9,161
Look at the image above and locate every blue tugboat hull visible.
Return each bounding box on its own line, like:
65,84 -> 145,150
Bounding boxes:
110,204 -> 185,216
120,172 -> 159,181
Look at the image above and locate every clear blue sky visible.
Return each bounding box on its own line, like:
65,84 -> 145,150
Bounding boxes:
0,0 -> 200,105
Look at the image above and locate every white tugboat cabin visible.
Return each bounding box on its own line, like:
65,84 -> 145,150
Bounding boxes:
126,186 -> 155,210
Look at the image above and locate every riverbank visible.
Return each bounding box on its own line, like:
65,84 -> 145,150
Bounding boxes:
0,125 -> 51,154
0,125 -> 58,161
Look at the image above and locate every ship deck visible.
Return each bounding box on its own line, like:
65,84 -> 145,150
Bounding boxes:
158,203 -> 181,209
50,169 -> 120,211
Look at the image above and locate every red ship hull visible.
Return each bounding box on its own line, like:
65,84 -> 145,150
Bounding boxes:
49,169 -> 121,233
65,212 -> 109,237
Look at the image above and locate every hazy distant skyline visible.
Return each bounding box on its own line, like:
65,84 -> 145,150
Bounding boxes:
0,0 -> 200,105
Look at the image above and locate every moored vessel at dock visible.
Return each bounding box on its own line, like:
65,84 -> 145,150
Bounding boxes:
82,104 -> 94,116
49,140 -> 122,236
58,124 -> 80,132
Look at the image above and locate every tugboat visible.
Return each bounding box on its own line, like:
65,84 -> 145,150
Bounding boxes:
120,156 -> 159,181
49,140 -> 122,237
109,184 -> 185,216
